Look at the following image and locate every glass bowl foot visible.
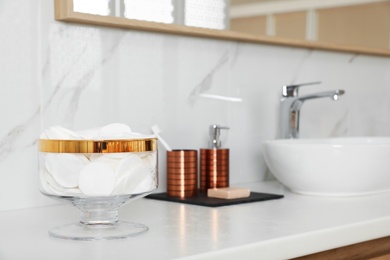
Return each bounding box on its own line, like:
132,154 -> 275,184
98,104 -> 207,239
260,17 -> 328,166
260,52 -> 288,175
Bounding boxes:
49,221 -> 148,241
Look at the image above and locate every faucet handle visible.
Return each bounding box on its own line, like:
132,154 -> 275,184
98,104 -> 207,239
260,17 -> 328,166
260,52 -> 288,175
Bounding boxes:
282,81 -> 321,97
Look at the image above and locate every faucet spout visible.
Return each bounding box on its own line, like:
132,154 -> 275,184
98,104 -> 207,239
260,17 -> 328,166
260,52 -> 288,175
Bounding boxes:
291,89 -> 345,111
280,84 -> 345,139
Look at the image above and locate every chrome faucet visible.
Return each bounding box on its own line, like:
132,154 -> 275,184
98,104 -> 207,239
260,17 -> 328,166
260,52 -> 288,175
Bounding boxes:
280,82 -> 345,139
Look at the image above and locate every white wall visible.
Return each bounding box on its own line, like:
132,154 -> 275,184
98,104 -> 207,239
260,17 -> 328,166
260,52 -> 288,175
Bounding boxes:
1,0 -> 390,211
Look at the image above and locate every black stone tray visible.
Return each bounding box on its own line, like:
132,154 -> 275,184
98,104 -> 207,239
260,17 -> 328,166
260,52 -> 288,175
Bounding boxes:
145,190 -> 283,207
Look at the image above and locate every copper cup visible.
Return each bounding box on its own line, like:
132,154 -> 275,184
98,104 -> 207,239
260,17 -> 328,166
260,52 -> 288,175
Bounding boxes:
167,150 -> 198,198
200,148 -> 229,192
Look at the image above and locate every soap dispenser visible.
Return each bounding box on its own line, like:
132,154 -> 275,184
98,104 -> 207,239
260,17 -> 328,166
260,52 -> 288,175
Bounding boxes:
200,124 -> 230,192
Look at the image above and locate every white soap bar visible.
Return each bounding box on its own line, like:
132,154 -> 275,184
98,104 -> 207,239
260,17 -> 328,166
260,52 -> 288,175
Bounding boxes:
207,187 -> 251,199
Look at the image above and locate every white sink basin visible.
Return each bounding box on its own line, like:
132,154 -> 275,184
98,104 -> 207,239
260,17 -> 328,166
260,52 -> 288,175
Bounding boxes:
263,137 -> 390,197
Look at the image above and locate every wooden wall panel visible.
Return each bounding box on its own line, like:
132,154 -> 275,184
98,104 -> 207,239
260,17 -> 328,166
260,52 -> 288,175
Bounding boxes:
275,11 -> 307,41
230,16 -> 267,36
318,2 -> 390,49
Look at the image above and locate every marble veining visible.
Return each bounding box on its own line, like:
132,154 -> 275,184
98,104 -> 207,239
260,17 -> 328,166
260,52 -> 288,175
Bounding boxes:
43,25 -> 102,128
0,109 -> 39,162
348,53 -> 359,63
289,49 -> 313,84
188,50 -> 229,106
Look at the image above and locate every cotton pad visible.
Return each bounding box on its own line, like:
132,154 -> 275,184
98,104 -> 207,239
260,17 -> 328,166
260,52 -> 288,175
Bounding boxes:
95,123 -> 133,140
115,155 -> 144,181
44,125 -> 81,140
76,127 -> 101,140
90,154 -> 124,172
140,152 -> 157,171
43,168 -> 65,193
45,153 -> 89,188
113,155 -> 150,194
79,162 -> 116,196
132,172 -> 154,194
121,165 -> 151,194
40,168 -> 63,195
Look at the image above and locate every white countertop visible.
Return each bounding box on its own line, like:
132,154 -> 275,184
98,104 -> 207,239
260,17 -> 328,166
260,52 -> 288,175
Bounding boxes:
2,181 -> 390,260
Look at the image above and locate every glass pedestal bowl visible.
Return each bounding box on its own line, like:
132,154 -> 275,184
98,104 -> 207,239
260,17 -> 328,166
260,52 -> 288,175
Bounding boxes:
38,138 -> 158,240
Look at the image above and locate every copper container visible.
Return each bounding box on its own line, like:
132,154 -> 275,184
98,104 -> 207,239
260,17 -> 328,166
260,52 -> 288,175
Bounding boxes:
167,190 -> 198,198
200,148 -> 229,192
166,150 -> 198,198
167,174 -> 198,180
168,160 -> 197,167
167,179 -> 198,185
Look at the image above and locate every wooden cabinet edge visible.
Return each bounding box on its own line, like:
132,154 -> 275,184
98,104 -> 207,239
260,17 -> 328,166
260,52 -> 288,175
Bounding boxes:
293,236 -> 390,260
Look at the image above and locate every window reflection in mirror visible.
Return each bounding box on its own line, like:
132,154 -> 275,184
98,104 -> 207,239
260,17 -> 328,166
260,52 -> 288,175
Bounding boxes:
73,0 -> 229,29
73,0 -> 111,16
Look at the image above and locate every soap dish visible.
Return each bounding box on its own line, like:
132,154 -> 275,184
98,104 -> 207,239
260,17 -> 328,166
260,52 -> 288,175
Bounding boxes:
145,190 -> 283,207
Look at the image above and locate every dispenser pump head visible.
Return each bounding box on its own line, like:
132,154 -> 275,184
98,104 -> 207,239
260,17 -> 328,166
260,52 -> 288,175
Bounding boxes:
209,124 -> 229,149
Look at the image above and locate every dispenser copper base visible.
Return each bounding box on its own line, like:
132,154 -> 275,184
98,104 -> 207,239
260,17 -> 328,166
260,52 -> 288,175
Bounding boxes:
200,148 -> 229,192
166,150 -> 198,198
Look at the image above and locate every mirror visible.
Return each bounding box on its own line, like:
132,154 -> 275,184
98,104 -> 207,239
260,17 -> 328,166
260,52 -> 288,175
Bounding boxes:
54,0 -> 390,57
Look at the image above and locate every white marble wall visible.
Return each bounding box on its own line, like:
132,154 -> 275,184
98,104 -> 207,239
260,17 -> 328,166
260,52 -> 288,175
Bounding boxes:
1,0 -> 390,211
0,0 -> 43,210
